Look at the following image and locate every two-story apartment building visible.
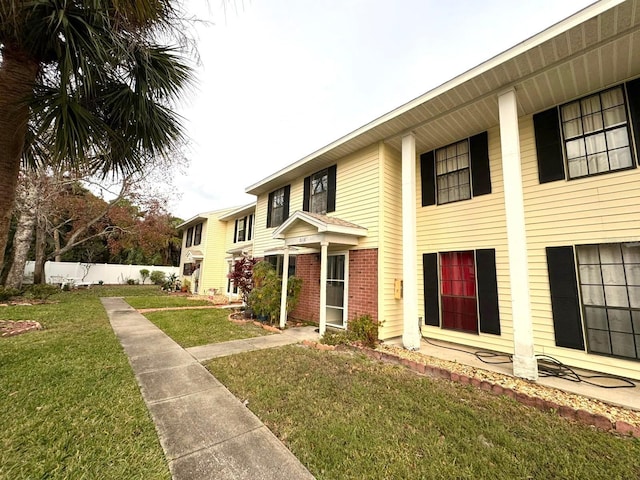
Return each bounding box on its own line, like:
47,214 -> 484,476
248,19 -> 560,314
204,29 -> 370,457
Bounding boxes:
240,0 -> 640,382
177,204 -> 255,296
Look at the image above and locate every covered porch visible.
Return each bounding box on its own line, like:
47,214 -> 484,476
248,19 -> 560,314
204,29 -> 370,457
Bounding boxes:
272,211 -> 367,332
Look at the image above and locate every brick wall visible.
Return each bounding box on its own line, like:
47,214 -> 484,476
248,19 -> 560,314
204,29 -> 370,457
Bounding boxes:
290,253 -> 321,322
347,248 -> 378,321
290,248 -> 378,324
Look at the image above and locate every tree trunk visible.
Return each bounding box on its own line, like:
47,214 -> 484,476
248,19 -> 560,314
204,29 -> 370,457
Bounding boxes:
0,47 -> 39,281
53,229 -> 62,262
5,205 -> 37,290
33,219 -> 47,284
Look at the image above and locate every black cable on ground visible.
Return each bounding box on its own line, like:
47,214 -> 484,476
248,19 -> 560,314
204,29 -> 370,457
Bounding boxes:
423,337 -> 636,389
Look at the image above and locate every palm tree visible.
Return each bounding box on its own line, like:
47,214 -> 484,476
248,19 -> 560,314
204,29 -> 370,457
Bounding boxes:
0,1 -> 193,279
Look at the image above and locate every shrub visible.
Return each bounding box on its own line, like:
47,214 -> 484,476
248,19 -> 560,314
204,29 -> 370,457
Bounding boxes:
162,273 -> 179,291
320,314 -> 380,349
248,261 -> 303,325
347,314 -> 379,348
139,269 -> 150,284
126,279 -> 136,285
0,287 -> 21,301
24,284 -> 59,301
150,270 -> 166,285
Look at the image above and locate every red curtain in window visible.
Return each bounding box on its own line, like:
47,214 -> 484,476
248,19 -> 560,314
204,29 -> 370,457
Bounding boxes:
440,251 -> 478,333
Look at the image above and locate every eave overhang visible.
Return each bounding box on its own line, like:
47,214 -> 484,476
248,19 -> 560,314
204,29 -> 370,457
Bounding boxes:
245,0 -> 638,197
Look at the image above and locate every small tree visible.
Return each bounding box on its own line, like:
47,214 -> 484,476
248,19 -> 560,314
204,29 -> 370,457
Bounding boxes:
139,269 -> 150,284
227,256 -> 258,306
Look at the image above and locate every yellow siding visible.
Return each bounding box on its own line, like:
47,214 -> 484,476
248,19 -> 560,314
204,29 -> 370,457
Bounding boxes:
333,144 -> 380,249
415,126 -> 513,353
378,143 -> 404,339
200,217 -> 230,294
285,222 -> 319,238
520,114 -> 640,380
253,144 -> 381,257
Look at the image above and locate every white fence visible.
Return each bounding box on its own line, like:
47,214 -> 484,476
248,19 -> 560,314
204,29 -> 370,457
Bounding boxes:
23,261 -> 179,286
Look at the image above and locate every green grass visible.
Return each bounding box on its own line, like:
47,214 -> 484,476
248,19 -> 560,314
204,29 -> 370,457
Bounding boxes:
208,346 -> 640,480
125,295 -> 213,309
143,308 -> 270,348
0,286 -> 170,479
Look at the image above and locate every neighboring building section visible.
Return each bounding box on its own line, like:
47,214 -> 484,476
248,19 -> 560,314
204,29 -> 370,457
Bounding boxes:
177,204 -> 254,297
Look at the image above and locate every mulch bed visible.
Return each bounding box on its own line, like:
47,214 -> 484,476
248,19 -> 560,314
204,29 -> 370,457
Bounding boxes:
0,320 -> 43,337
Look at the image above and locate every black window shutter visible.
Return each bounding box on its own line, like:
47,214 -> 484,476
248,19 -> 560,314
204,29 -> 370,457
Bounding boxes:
420,151 -> 436,206
283,185 -> 291,221
533,107 -> 566,183
327,165 -> 337,213
266,192 -> 274,228
423,253 -> 440,326
545,246 -> 585,350
475,249 -> 500,335
625,78 -> 640,164
470,131 -> 491,196
233,219 -> 238,243
247,214 -> 253,241
303,176 -> 311,212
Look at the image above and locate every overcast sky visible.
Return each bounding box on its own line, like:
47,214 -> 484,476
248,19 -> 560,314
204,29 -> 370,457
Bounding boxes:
171,0 -> 595,220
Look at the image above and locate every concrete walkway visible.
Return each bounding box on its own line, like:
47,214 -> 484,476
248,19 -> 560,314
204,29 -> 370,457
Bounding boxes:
101,297 -> 316,480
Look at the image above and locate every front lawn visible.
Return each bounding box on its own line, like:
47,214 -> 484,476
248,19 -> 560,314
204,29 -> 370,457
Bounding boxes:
0,286 -> 170,479
143,308 -> 271,348
207,346 -> 640,480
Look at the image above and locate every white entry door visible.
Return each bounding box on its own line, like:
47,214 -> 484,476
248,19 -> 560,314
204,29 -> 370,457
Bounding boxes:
326,254 -> 347,328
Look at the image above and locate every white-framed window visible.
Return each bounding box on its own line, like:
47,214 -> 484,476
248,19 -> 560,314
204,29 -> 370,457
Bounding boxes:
576,242 -> 640,360
234,215 -> 253,243
310,169 -> 328,214
270,188 -> 286,227
236,217 -> 246,242
561,86 -> 633,179
436,139 -> 471,204
193,223 -> 203,245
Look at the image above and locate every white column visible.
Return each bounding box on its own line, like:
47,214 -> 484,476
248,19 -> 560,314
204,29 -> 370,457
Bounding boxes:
401,133 -> 421,350
319,241 -> 329,336
279,247 -> 290,329
498,88 -> 538,380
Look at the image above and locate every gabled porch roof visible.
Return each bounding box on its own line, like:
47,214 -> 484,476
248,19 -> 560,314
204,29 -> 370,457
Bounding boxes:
272,211 -> 368,248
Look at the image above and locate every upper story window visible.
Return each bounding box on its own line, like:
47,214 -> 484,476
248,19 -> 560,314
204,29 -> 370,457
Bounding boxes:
310,169 -> 328,214
303,165 -> 337,215
436,140 -> 471,204
234,214 -> 253,243
420,132 -> 491,207
267,186 -> 290,228
561,86 -> 633,179
193,223 -> 203,246
534,79 -> 640,184
185,226 -> 194,247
